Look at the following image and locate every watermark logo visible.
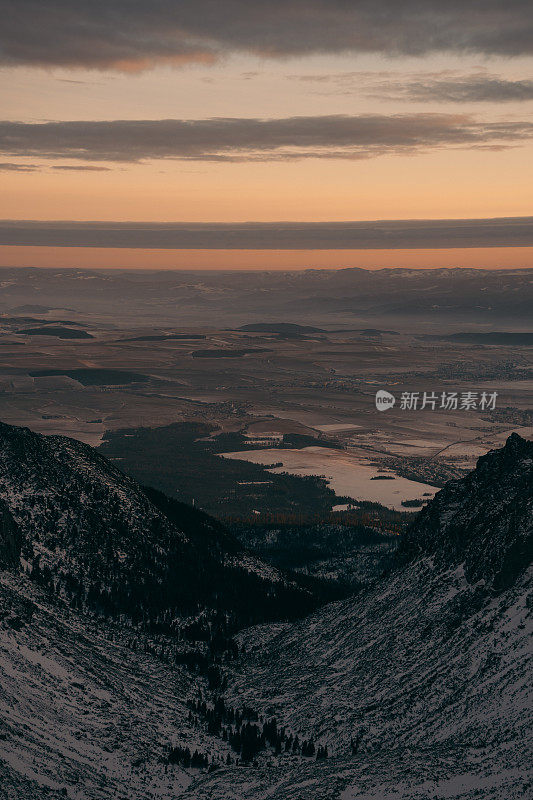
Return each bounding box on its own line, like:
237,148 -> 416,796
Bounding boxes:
374,389 -> 497,412
375,389 -> 396,411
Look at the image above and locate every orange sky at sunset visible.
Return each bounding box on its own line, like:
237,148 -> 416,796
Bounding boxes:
1,4 -> 532,269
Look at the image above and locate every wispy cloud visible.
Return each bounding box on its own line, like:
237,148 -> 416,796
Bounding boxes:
389,76 -> 533,104
291,71 -> 533,103
1,1 -> 532,71
0,161 -> 38,172
1,114 -> 532,165
51,164 -> 112,171
0,218 -> 531,249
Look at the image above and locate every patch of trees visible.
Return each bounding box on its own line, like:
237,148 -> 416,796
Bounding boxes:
226,519 -> 399,593
98,422 -> 340,518
168,745 -> 209,769
281,433 -> 342,450
19,327 -> 94,339
224,508 -> 406,531
187,694 -> 328,765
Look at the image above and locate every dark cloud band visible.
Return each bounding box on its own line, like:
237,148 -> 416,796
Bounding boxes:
0,162 -> 38,172
0,218 -> 531,249
1,115 -> 532,164
1,1 -> 532,70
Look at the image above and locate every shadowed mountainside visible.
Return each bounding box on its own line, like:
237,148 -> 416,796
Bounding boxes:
0,421 -> 322,628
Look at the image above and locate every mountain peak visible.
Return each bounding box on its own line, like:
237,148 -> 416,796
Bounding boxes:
398,435 -> 532,591
501,431 -> 533,455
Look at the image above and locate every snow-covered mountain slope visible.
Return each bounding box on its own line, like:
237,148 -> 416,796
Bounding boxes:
188,741 -> 530,800
221,559 -> 531,753
193,435 -> 533,798
0,432 -> 531,800
0,421 -> 319,628
0,572 -> 233,800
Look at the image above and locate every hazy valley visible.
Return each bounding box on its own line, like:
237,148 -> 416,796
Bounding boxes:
0,267 -> 531,799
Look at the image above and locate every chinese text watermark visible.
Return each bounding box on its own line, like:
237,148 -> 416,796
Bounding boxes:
375,390 -> 497,412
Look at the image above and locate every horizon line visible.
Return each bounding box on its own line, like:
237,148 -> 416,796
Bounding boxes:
1,264 -> 533,274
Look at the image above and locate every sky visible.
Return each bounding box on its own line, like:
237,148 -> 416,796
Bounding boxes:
1,1 -> 532,270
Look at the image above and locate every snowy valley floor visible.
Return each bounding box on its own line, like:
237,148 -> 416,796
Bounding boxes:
1,559 -> 531,800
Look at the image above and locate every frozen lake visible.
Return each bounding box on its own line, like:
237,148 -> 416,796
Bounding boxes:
220,446 -> 438,511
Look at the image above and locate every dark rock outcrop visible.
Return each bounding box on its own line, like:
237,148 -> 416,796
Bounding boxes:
0,500 -> 21,569
398,433 -> 533,591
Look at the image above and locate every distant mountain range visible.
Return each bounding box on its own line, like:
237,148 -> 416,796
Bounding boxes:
1,266 -> 532,328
